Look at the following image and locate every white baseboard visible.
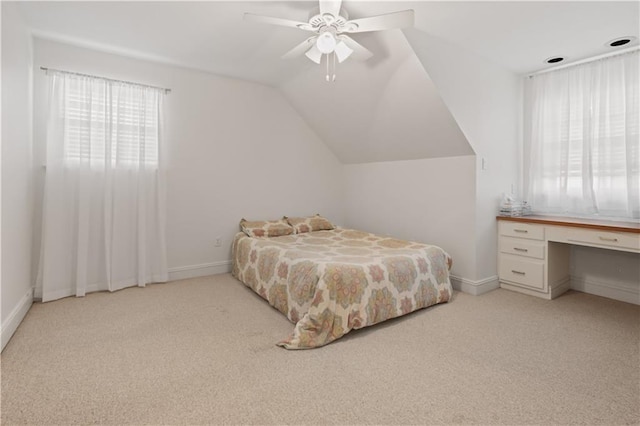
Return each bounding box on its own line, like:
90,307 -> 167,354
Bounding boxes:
32,263 -> 232,302
450,275 -> 499,296
571,276 -> 640,305
1,288 -> 34,352
168,260 -> 232,281
550,277 -> 572,299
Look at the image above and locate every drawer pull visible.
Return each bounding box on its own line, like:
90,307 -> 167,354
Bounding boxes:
514,229 -> 528,233
599,236 -> 618,242
511,270 -> 526,275
513,247 -> 529,252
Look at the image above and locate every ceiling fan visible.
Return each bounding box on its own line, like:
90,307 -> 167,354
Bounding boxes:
244,0 -> 414,78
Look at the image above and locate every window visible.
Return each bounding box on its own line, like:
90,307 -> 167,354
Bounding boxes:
55,74 -> 160,167
38,70 -> 168,301
525,50 -> 639,220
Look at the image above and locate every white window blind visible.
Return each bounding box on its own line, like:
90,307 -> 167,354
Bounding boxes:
56,73 -> 160,167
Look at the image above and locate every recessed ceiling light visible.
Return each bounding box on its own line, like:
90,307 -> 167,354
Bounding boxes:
545,56 -> 565,64
608,36 -> 636,47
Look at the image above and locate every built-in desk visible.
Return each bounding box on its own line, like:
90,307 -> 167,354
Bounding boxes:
497,215 -> 640,300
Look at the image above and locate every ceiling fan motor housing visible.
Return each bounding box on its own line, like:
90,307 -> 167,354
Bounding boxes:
308,8 -> 348,31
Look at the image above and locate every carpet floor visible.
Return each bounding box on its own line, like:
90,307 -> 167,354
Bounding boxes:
1,273 -> 639,425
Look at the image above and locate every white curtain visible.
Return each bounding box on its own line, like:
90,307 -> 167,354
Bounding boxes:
526,50 -> 639,220
36,71 -> 168,302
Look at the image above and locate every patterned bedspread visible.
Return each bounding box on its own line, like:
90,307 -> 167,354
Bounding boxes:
231,228 -> 453,349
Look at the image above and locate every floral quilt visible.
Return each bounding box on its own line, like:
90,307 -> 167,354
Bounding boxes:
231,228 -> 453,349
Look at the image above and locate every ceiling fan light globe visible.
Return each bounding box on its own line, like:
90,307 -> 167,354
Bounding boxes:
334,40 -> 353,63
316,32 -> 337,54
305,44 -> 323,64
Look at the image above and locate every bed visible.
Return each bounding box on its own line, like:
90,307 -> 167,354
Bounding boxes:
231,218 -> 453,349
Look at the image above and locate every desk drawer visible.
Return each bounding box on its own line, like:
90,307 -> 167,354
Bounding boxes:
499,255 -> 545,291
499,222 -> 544,240
563,228 -> 640,252
500,237 -> 545,259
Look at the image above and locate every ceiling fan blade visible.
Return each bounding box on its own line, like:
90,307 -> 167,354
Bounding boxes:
338,35 -> 373,61
340,9 -> 414,33
243,13 -> 314,31
319,0 -> 342,18
282,37 -> 317,59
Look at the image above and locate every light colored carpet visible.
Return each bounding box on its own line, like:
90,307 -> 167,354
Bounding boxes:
1,273 -> 639,425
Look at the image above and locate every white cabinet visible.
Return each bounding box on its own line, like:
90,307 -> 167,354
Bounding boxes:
497,216 -> 639,300
498,220 -> 571,299
498,221 -> 553,296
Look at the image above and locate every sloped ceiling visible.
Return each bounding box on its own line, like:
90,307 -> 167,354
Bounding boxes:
16,1 -> 640,164
279,28 -> 473,163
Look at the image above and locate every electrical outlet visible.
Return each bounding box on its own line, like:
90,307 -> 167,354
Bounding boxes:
215,237 -> 222,247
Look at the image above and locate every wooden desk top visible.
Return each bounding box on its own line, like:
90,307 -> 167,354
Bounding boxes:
497,215 -> 640,234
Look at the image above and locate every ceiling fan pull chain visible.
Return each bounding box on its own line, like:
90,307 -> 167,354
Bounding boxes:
325,53 -> 330,82
332,52 -> 337,81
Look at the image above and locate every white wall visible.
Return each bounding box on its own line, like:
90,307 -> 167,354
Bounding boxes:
339,29 -> 522,292
1,2 -> 35,350
570,246 -> 640,305
405,29 -> 521,284
343,156 -> 476,280
32,38 -> 345,281
403,30 -> 638,302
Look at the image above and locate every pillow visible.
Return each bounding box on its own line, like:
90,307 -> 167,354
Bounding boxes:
285,214 -> 335,234
239,218 -> 294,238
